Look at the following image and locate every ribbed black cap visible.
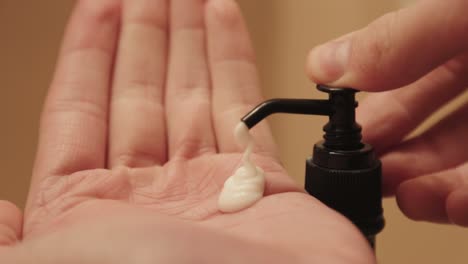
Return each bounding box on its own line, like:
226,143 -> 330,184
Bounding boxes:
305,142 -> 385,245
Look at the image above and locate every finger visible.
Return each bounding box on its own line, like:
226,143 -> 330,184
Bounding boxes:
307,0 -> 468,91
109,0 -> 168,168
32,1 -> 120,181
447,184 -> 468,226
165,0 -> 217,159
396,162 -> 468,226
380,102 -> 468,195
357,52 -> 468,153
206,0 -> 277,156
0,201 -> 22,246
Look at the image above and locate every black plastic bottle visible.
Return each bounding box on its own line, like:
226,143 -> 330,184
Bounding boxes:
241,85 -> 385,249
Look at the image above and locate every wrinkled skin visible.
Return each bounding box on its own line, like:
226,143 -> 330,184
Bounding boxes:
0,0 -> 374,263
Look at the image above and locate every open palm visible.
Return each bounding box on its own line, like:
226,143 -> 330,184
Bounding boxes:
2,0 -> 374,263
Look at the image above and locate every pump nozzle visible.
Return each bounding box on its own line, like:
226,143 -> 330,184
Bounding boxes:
242,99 -> 331,129
242,85 -> 364,151
240,85 -> 385,249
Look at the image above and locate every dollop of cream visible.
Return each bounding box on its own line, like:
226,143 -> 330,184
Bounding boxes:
218,122 -> 265,213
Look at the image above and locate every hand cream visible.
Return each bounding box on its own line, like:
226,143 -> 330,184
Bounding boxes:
218,122 -> 265,213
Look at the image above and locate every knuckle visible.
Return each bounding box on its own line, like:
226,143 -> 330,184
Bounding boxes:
113,150 -> 161,168
43,95 -> 107,124
123,0 -> 168,30
115,78 -> 163,102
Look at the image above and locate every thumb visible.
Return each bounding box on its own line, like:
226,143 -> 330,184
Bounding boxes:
307,0 -> 468,91
0,201 -> 22,246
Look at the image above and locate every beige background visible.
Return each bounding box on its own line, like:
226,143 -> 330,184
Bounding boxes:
1,1 -> 467,263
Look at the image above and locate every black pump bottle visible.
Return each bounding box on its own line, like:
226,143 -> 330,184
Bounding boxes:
241,85 -> 384,249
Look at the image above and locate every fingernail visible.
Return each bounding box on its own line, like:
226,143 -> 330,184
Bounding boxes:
307,40 -> 350,84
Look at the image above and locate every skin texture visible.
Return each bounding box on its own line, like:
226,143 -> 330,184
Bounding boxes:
0,0 -> 375,263
307,0 -> 468,226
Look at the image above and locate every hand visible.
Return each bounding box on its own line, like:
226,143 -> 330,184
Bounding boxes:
1,202 -> 333,263
0,0 -> 375,263
307,0 -> 468,226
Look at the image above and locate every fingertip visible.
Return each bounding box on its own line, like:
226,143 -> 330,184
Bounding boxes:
305,48 -> 320,84
446,186 -> 468,227
396,180 -> 425,221
396,178 -> 449,223
306,40 -> 349,85
0,201 -> 23,246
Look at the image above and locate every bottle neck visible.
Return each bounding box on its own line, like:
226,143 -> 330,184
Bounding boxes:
323,90 -> 363,151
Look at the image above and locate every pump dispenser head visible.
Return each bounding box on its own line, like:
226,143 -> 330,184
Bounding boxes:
242,85 -> 363,150
241,85 -> 384,249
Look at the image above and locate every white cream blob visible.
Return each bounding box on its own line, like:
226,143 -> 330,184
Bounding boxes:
218,122 -> 265,213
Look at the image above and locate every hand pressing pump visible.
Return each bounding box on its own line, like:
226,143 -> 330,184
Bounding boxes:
241,85 -> 385,249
